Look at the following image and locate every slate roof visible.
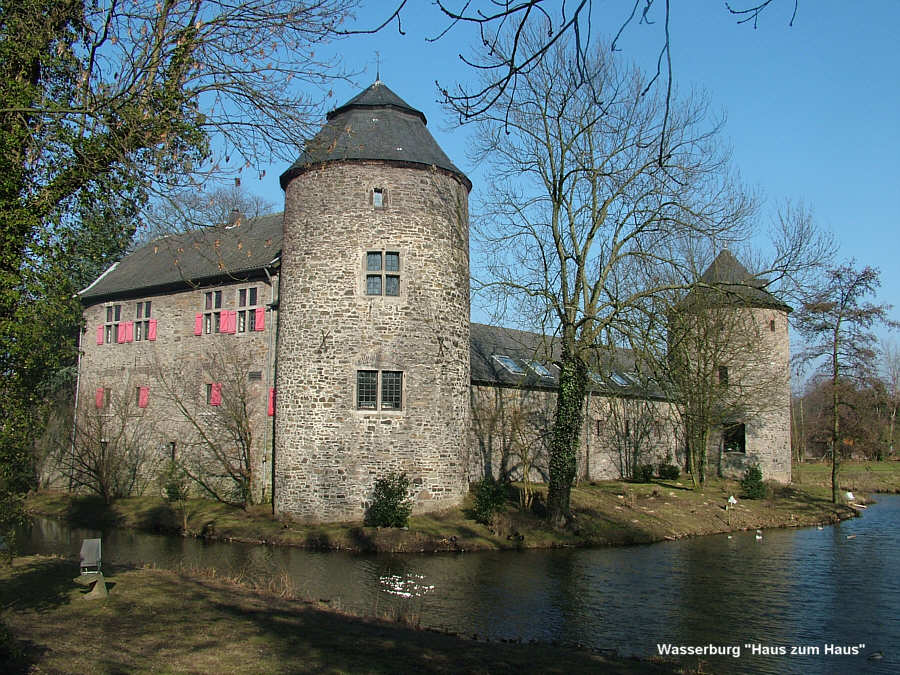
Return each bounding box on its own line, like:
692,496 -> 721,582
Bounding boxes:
279,81 -> 471,191
469,323 -> 666,399
682,249 -> 791,312
78,213 -> 284,302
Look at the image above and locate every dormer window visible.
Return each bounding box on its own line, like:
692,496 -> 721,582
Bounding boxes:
492,355 -> 525,375
526,360 -> 552,378
610,372 -> 632,387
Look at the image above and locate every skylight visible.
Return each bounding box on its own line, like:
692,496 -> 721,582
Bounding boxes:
610,372 -> 633,387
527,360 -> 552,378
589,373 -> 605,386
492,355 -> 525,375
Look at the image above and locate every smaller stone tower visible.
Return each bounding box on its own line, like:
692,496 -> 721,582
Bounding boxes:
676,250 -> 792,482
275,81 -> 472,522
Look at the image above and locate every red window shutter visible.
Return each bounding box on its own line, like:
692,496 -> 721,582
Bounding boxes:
96,326 -> 104,345
255,307 -> 265,331
221,311 -> 231,334
210,382 -> 222,406
227,310 -> 237,334
95,388 -> 104,408
148,319 -> 157,341
267,387 -> 275,416
138,386 -> 149,408
125,321 -> 134,342
117,323 -> 125,343
194,313 -> 203,336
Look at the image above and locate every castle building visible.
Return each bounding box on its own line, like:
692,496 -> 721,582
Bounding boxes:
73,82 -> 792,521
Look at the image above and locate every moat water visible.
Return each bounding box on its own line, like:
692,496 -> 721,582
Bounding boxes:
21,495 -> 900,674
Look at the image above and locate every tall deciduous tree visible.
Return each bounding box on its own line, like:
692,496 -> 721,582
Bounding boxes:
794,263 -> 897,503
471,33 -> 754,527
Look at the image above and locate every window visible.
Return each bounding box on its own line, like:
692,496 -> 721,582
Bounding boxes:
357,370 -> 403,411
723,423 -> 746,453
206,382 -> 222,406
526,360 -> 552,378
610,372 -> 632,387
168,441 -> 177,461
204,291 -> 222,334
237,286 -> 260,332
104,304 -> 122,344
135,386 -> 149,409
365,250 -> 400,296
248,370 -> 262,381
373,187 -> 385,208
134,301 -> 153,341
492,354 -> 525,375
769,319 -> 776,332
718,365 -> 729,386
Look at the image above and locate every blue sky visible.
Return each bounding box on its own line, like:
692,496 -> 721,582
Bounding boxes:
251,2 -> 900,333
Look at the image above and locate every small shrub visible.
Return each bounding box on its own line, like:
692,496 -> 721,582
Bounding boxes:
658,463 -> 680,480
470,477 -> 508,525
161,461 -> 189,504
632,464 -> 655,483
741,465 -> 766,499
364,472 -> 413,527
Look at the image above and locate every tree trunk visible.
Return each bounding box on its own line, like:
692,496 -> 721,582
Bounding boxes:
547,353 -> 587,529
831,341 -> 840,504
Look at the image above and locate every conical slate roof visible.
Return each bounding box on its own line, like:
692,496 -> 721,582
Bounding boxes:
279,81 -> 470,191
684,249 -> 791,311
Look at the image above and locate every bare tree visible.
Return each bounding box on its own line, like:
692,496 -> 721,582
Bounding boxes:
354,1 -> 799,152
604,395 -> 659,481
137,183 -> 277,243
881,339 -> 900,458
794,262 -> 897,502
154,343 -> 266,508
664,287 -> 787,487
471,32 -> 755,526
63,382 -> 160,503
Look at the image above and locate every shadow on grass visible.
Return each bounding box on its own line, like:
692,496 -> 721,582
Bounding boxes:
172,575 -> 678,674
134,505 -> 179,534
0,557 -> 75,612
63,496 -> 123,530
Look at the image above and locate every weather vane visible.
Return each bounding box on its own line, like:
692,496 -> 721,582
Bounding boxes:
375,51 -> 381,82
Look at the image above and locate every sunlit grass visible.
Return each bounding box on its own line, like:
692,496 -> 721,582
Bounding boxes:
26,459 -> 900,554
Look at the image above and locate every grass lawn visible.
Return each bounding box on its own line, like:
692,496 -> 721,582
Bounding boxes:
0,555 -> 681,674
26,459 -> 900,553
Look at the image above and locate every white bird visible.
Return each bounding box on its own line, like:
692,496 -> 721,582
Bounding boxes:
755,533 -> 763,540
846,491 -> 855,501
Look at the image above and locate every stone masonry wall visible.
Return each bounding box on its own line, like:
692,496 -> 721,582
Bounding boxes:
710,307 -> 792,483
77,273 -> 278,501
469,385 -> 680,483
276,161 -> 471,522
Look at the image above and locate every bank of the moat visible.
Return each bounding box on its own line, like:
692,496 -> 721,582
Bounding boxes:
28,461 -> 898,553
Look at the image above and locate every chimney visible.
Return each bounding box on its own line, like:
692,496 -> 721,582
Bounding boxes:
227,209 -> 244,227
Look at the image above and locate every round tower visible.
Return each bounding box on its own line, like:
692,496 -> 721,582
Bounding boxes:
674,250 -> 792,483
275,81 -> 472,522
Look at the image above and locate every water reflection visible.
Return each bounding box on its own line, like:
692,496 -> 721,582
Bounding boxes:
22,496 -> 900,674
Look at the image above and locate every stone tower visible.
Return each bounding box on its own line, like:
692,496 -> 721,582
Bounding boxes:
677,250 -> 792,483
275,82 -> 472,521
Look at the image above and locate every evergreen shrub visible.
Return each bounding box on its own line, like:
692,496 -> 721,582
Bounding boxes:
741,465 -> 766,499
364,472 -> 413,527
632,464 -> 655,483
471,477 -> 508,525
658,463 -> 680,480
